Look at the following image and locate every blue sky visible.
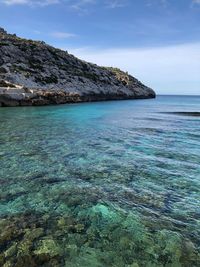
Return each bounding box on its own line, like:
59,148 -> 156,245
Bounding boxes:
0,0 -> 200,95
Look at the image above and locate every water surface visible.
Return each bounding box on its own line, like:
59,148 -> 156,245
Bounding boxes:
0,96 -> 200,266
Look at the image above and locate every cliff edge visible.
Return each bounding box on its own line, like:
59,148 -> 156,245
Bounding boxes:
0,28 -> 156,107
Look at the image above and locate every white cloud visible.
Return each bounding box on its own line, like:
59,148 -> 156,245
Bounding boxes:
50,31 -> 77,39
105,0 -> 127,9
71,0 -> 96,11
193,0 -> 200,4
146,0 -> 168,7
68,43 -> 200,95
39,0 -> 60,6
0,0 -> 60,6
69,0 -> 128,14
1,0 -> 129,10
160,0 -> 168,6
33,30 -> 41,34
1,0 -> 29,4
191,0 -> 200,7
70,0 -> 128,11
0,0 -> 128,10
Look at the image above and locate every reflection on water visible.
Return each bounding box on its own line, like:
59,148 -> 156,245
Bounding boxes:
0,96 -> 200,266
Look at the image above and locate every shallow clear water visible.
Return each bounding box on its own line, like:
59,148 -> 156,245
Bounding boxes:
0,95 -> 200,267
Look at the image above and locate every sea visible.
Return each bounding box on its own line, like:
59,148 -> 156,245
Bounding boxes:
0,95 -> 200,266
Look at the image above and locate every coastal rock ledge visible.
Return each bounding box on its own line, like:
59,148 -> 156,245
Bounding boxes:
0,27 -> 155,107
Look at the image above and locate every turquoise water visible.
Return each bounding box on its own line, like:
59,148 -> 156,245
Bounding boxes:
0,95 -> 200,266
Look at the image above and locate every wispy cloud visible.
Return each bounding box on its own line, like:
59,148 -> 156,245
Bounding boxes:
146,0 -> 168,8
69,0 -> 128,14
70,0 -> 96,11
105,0 -> 128,9
160,0 -> 168,7
1,0 -> 29,5
68,42 -> 200,95
33,30 -> 41,34
190,0 -> 200,9
0,0 -> 60,6
0,0 -> 128,10
192,0 -> 200,5
50,31 -> 77,39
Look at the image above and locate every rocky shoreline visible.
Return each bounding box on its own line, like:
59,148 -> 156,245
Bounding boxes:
0,28 -> 156,107
0,87 -> 155,107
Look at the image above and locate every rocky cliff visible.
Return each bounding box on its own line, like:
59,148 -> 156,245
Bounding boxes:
0,28 -> 155,107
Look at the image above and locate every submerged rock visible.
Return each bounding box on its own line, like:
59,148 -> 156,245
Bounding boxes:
163,112 -> 200,117
0,210 -> 199,267
0,28 -> 155,107
34,239 -> 61,257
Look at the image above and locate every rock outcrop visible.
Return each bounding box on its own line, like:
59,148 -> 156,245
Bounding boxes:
0,27 -> 155,107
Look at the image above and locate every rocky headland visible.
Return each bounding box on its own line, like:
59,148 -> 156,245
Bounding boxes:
0,27 -> 155,107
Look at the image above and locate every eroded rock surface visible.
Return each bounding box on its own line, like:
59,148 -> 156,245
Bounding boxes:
0,27 -> 155,107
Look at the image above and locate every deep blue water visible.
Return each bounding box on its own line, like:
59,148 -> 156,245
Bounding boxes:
0,95 -> 200,266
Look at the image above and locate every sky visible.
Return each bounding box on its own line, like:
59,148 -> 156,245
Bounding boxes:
0,0 -> 200,95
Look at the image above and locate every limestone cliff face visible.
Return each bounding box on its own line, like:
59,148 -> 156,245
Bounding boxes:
0,28 -> 155,107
